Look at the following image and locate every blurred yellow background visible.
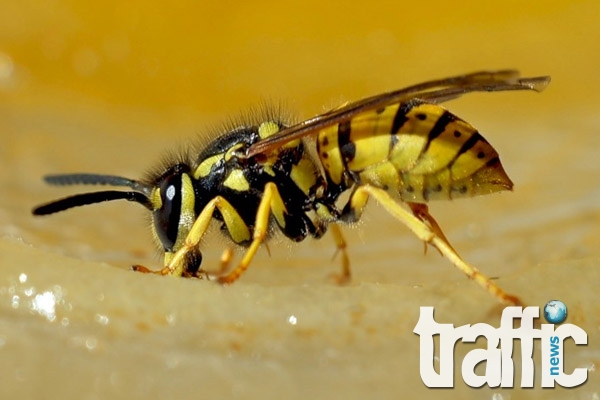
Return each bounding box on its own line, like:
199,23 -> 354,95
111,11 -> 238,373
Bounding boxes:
1,1 -> 599,399
3,1 -> 597,112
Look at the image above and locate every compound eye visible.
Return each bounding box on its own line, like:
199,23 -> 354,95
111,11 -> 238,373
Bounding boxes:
153,173 -> 183,251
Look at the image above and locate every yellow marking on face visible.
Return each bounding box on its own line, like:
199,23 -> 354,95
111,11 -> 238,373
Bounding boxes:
223,169 -> 250,192
150,187 -> 162,210
290,157 -> 318,195
180,174 -> 196,222
172,173 -> 196,251
194,154 -> 222,179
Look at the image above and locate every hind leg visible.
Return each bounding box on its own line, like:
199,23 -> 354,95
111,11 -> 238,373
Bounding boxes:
341,184 -> 521,305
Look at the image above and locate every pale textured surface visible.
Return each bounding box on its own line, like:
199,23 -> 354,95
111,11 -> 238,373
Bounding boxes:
1,1 -> 599,399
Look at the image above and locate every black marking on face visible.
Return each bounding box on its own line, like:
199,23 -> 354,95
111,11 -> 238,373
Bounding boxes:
153,164 -> 190,252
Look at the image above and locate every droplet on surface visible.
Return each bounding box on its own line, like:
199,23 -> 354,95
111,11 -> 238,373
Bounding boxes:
85,337 -> 98,351
31,291 -> 57,322
95,314 -> 110,325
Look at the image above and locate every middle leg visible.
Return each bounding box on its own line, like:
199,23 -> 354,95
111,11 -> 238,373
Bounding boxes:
216,182 -> 284,284
328,223 -> 351,283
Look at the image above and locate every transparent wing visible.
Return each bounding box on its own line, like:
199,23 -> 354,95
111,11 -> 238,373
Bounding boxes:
247,70 -> 550,157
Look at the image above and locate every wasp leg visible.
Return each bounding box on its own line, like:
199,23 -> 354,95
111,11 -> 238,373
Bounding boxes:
407,202 -> 457,256
218,247 -> 235,274
136,196 -> 251,277
345,184 -> 522,305
216,182 -> 281,284
328,223 -> 351,284
131,264 -> 154,273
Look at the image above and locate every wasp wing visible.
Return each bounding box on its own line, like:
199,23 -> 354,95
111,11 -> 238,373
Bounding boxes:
247,70 -> 550,157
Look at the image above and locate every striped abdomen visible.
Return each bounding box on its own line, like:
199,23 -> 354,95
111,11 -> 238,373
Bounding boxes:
317,100 -> 513,203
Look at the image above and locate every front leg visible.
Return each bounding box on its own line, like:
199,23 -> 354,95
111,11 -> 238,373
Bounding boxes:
133,196 -> 251,277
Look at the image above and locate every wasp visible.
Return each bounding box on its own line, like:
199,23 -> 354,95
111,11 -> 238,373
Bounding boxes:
33,70 -> 550,305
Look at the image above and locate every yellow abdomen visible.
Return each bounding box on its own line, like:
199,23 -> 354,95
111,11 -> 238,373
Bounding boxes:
317,101 -> 513,203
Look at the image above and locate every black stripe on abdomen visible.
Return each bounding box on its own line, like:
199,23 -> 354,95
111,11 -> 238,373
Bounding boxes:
337,120 -> 355,165
391,100 -> 419,134
421,110 -> 455,154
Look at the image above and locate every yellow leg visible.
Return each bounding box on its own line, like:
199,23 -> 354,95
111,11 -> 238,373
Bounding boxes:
407,202 -> 457,255
218,247 -> 235,274
215,182 -> 281,284
134,196 -> 251,277
354,185 -> 521,305
329,224 -> 351,283
169,196 -> 251,277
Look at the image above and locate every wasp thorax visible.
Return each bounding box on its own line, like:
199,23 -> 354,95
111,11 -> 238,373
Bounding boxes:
151,164 -> 196,252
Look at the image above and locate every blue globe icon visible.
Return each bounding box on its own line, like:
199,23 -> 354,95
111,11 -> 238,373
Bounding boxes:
544,300 -> 567,324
